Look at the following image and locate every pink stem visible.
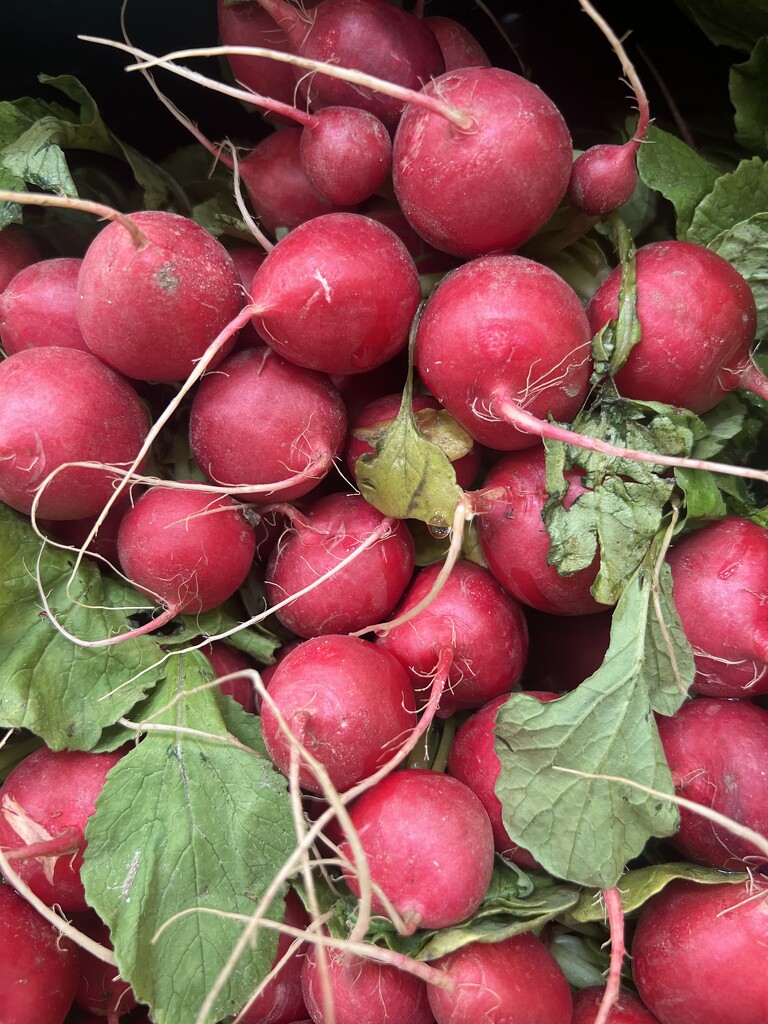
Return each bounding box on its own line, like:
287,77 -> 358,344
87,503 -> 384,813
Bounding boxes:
495,397 -> 768,486
74,603 -> 180,649
738,361 -> 768,403
4,828 -> 80,862
594,887 -> 625,1024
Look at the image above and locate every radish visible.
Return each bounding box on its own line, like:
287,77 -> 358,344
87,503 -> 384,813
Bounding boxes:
426,932 -> 573,1024
571,986 -> 661,1023
299,106 -> 391,205
200,640 -> 258,714
0,224 -> 42,290
0,881 -> 80,1024
423,15 -> 491,70
414,254 -> 593,450
301,946 -> 433,1024
476,448 -> 604,615
38,495 -> 134,568
70,912 -> 137,1022
76,210 -> 244,382
666,516 -> 768,697
0,258 -> 88,354
376,559 -> 529,715
340,768 -> 495,931
631,879 -> 768,1024
587,241 -> 768,412
657,697 -> 768,870
447,691 -> 557,869
251,0 -> 445,130
0,347 -> 149,520
264,493 -> 415,638
117,485 -> 256,631
189,346 -> 347,502
249,213 -> 421,374
0,746 -> 126,912
260,635 -> 417,795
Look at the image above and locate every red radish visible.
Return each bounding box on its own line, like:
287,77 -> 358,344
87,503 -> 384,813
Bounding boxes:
476,448 -> 604,615
0,347 -> 149,520
76,210 -> 244,382
71,912 -> 137,1022
666,516 -> 768,697
260,635 -> 417,795
117,485 -> 256,624
423,16 -> 491,70
0,746 -> 126,912
657,697 -> 768,870
571,986 -> 661,1023
523,609 -> 612,691
299,106 -> 391,205
447,692 -> 557,869
0,881 -> 80,1024
340,768 -> 495,931
201,640 -> 258,714
189,347 -> 347,502
631,879 -> 768,1024
393,67 -> 573,258
264,493 -> 415,638
240,129 -> 347,235
346,392 -> 482,490
414,254 -> 592,449
587,241 -> 767,412
300,946 -> 433,1024
427,932 -> 573,1024
0,258 -> 88,354
0,224 -> 41,290
237,888 -> 310,1024
252,0 -> 445,130
377,559 -> 529,715
249,213 -> 421,375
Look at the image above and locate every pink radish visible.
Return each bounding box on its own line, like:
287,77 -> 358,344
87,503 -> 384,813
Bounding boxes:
414,254 -> 592,449
0,882 -> 80,1024
423,16 -> 491,70
249,212 -> 421,374
427,931 -> 573,1024
666,516 -> 768,697
200,640 -> 258,714
376,559 -> 529,716
264,493 -> 415,638
587,241 -> 767,412
260,635 -> 417,795
0,746 -> 126,912
299,106 -> 391,205
189,346 -> 347,502
340,768 -> 495,931
657,697 -> 768,870
0,347 -> 149,520
0,258 -> 88,354
76,210 -> 244,382
0,224 -> 42,290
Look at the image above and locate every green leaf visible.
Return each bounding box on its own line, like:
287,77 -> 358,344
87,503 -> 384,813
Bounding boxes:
569,862 -> 750,922
493,534 -> 694,889
708,212 -> 768,338
731,37 -> 768,157
673,0 -> 768,52
688,157 -> 768,246
0,506 -> 167,750
82,655 -> 295,1024
637,125 -> 720,238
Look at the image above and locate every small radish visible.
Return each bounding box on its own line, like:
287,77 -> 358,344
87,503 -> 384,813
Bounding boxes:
0,224 -> 41,290
666,516 -> 768,697
423,15 -> 491,70
200,640 -> 258,715
76,210 -> 244,382
376,559 -> 529,715
299,106 -> 391,205
189,346 -> 347,502
0,258 -> 88,354
117,485 -> 256,630
657,697 -> 768,870
0,881 -> 80,1024
427,932 -> 573,1024
631,879 -> 768,1024
0,746 -> 126,912
260,635 -> 417,795
587,241 -> 768,412
264,493 -> 415,638
249,213 -> 421,375
0,347 -> 149,520
340,768 -> 495,931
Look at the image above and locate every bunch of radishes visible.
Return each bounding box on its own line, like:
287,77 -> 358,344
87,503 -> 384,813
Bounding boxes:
1,1 -> 767,1023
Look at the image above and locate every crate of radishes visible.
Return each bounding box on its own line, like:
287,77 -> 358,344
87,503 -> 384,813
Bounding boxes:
0,1 -> 767,1022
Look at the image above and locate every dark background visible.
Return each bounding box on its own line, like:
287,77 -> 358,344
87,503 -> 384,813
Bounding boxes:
0,1 -> 738,159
